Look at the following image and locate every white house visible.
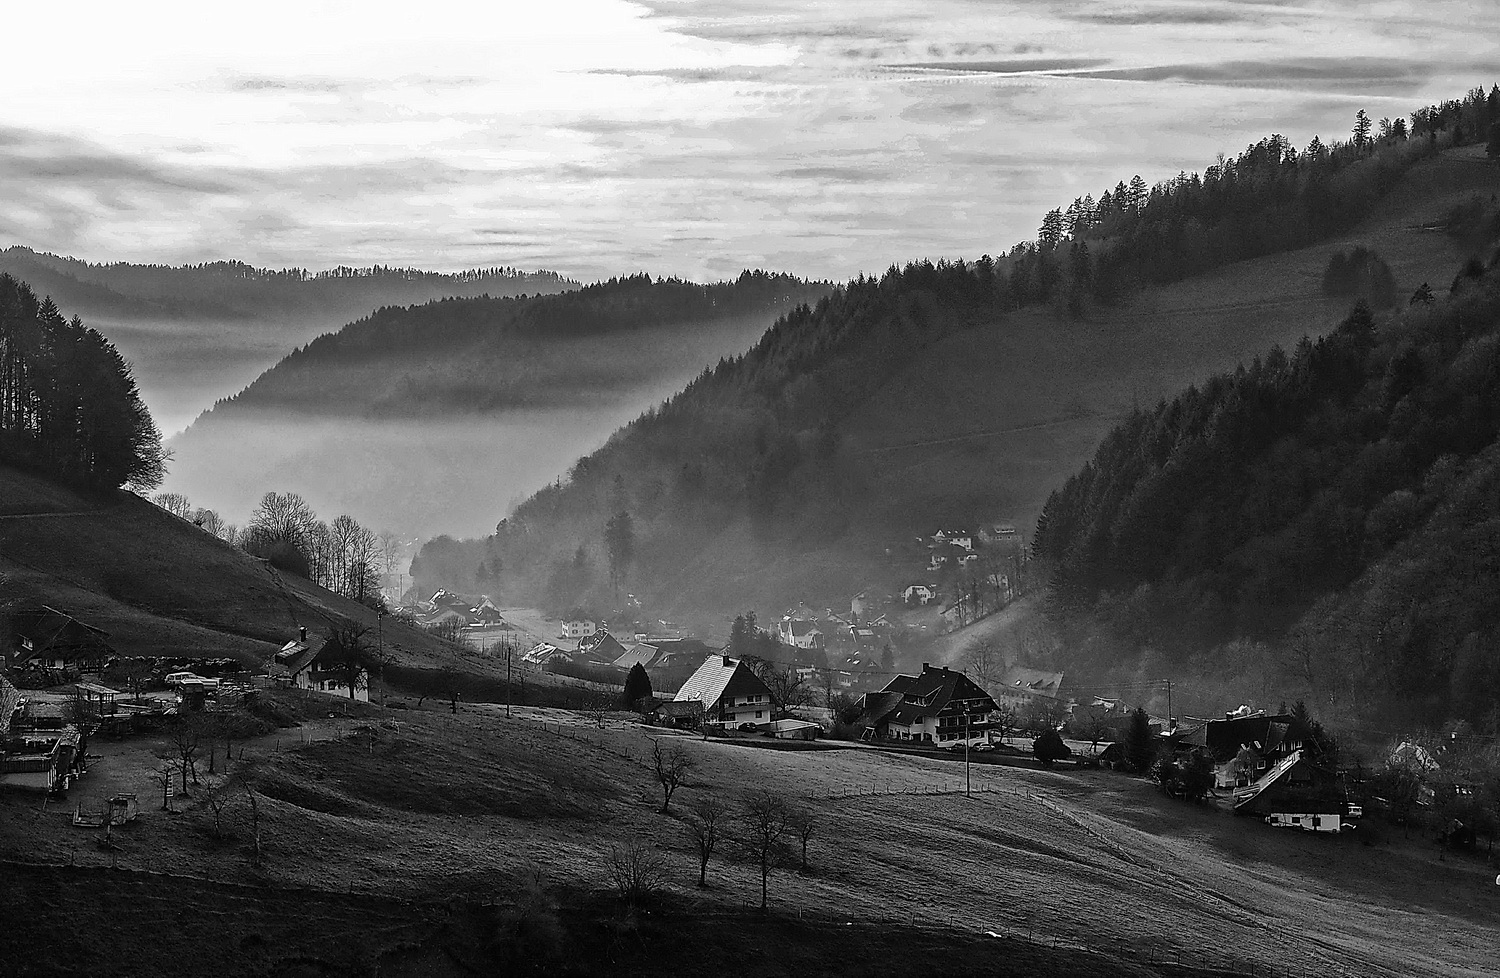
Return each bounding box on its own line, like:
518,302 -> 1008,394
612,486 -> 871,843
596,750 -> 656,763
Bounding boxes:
776,619 -> 825,650
675,655 -> 777,728
560,618 -> 597,640
932,529 -> 974,551
902,584 -> 936,605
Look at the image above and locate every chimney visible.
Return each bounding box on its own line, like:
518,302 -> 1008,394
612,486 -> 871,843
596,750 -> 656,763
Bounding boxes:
723,655 -> 732,667
921,662 -> 930,671
299,626 -> 307,643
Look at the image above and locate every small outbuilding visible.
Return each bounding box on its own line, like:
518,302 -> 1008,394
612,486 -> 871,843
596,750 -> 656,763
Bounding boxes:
765,718 -> 820,741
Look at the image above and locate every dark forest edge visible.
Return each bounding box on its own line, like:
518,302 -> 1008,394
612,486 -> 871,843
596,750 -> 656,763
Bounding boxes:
0,274 -> 167,492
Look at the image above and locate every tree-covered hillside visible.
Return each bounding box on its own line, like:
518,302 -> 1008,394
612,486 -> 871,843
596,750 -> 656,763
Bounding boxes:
1034,245 -> 1500,726
414,89 -> 1499,625
185,271 -> 826,421
0,274 -> 166,491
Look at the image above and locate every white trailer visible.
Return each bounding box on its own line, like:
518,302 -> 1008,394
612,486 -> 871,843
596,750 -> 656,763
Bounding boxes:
1264,812 -> 1349,833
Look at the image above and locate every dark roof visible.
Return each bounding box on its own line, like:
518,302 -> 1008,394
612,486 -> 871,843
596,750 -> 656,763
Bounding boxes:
1196,713 -> 1303,762
284,634 -> 362,678
12,606 -> 113,662
654,700 -> 704,718
875,665 -> 997,726
577,631 -> 628,663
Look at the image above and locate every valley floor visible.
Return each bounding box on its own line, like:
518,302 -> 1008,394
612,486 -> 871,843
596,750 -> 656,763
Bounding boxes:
3,695 -> 1498,976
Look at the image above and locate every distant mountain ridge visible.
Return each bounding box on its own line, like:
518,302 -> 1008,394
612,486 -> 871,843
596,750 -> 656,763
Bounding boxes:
0,246 -> 577,323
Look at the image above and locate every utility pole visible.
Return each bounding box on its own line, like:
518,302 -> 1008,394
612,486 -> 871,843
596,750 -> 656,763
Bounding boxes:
376,609 -> 385,706
1166,680 -> 1174,733
965,712 -> 972,798
505,641 -> 512,718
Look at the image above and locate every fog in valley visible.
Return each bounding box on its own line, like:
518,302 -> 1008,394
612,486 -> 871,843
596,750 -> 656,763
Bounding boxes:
162,308 -> 789,536
98,313 -> 354,436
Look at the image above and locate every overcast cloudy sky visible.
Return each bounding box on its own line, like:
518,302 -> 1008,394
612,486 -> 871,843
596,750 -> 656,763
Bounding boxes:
2,0 -> 1496,283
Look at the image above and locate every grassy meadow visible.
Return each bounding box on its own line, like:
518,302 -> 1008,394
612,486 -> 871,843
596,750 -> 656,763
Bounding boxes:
4,693 -> 1498,976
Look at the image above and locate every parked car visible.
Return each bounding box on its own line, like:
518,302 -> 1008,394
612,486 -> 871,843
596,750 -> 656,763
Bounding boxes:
737,722 -> 759,732
164,671 -> 202,687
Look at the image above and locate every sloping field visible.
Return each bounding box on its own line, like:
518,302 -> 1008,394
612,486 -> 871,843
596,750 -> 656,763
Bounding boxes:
0,466 -> 484,673
5,702 -> 1495,976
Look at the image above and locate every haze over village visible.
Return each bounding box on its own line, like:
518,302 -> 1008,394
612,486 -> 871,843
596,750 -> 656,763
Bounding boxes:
4,2 -> 1500,976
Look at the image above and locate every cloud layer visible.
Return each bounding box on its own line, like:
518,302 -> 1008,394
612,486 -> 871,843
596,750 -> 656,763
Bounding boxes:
1,0 -> 1496,287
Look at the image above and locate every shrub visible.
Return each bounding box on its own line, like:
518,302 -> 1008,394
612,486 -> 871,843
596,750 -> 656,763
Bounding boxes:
1033,729 -> 1072,768
608,843 -> 666,906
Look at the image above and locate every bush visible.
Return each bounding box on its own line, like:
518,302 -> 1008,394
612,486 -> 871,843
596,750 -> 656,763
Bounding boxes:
608,843 -> 666,906
1033,729 -> 1072,768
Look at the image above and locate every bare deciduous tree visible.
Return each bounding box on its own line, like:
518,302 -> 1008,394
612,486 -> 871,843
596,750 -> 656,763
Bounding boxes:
607,843 -> 666,906
962,642 -> 1004,690
685,795 -> 728,887
651,741 -> 694,813
152,492 -> 193,519
167,717 -> 203,794
203,783 -> 233,839
742,791 -> 791,911
243,777 -> 264,867
787,808 -> 816,872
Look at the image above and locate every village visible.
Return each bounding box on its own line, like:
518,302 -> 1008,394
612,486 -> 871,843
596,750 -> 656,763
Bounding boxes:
5,541 -> 1500,978
5,519 -> 1495,859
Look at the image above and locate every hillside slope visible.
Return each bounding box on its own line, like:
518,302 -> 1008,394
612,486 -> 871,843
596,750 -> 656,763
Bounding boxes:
165,273 -> 830,536
0,465 -> 479,674
1032,237 -> 1500,727
422,144 -> 1498,631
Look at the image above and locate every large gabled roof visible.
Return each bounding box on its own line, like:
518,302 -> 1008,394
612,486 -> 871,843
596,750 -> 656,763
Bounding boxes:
12,606 -> 113,662
875,665 -> 997,724
674,655 -> 773,709
614,643 -> 660,670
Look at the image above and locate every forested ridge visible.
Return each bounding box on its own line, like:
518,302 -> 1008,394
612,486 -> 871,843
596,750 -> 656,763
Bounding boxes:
0,246 -> 576,323
1033,239 -> 1500,725
0,274 -> 166,491
414,88 -> 1499,623
185,270 -> 827,421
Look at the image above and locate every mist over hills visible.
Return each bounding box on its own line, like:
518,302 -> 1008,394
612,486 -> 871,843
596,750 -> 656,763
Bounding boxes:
0,247 -> 577,435
165,272 -> 831,536
412,91 -> 1499,672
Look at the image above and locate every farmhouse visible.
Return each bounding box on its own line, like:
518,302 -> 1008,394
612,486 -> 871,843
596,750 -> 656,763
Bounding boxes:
863,664 -> 998,744
674,655 -> 776,728
1173,710 -> 1308,789
576,630 -> 628,666
777,619 -> 825,651
1233,749 -> 1349,831
276,629 -> 369,702
901,584 -> 935,605
560,617 -> 597,640
9,605 -> 114,678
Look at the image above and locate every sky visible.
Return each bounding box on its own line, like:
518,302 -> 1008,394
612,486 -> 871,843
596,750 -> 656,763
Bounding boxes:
1,0 -> 1497,284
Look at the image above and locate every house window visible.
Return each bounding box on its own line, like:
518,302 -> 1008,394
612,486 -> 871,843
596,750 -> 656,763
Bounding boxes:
755,711 -> 763,719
